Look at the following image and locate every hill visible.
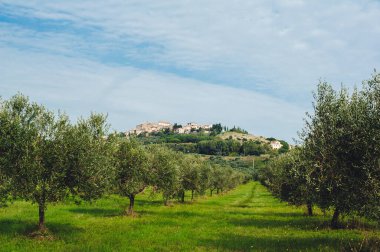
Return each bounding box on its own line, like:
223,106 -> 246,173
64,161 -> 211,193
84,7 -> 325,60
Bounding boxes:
217,131 -> 268,143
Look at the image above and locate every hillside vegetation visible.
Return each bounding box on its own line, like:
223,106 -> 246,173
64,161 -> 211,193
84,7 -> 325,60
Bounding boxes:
218,131 -> 267,143
135,130 -> 289,157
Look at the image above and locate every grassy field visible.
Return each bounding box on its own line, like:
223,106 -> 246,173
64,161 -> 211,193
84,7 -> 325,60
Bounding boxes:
0,182 -> 379,251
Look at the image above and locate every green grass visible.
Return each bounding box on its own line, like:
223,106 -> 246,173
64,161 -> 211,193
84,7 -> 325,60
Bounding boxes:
0,182 -> 379,251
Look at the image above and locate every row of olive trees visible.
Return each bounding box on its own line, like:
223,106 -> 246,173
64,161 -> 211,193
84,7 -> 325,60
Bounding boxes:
260,72 -> 380,228
115,139 -> 246,215
0,94 -> 245,231
258,148 -> 314,216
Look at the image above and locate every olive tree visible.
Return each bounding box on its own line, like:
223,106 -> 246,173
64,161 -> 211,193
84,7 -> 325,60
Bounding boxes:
177,155 -> 200,202
0,99 -> 14,206
149,146 -> 179,205
114,139 -> 149,215
0,173 -> 11,207
301,78 -> 380,227
266,148 -> 315,216
64,113 -> 116,203
0,94 -> 115,231
357,72 -> 380,221
209,165 -> 232,195
226,168 -> 244,191
0,95 -> 70,231
198,163 -> 212,196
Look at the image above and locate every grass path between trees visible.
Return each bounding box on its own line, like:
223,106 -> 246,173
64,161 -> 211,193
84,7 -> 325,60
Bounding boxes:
0,182 -> 379,251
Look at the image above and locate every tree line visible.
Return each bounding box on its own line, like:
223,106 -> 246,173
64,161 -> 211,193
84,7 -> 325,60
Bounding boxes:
116,140 -> 247,214
0,94 -> 247,232
257,72 -> 380,228
163,139 -> 275,156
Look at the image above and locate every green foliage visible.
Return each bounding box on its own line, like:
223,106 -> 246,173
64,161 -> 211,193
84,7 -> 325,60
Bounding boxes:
177,155 -> 201,201
65,114 -> 116,202
0,173 -> 11,207
209,164 -> 244,195
147,146 -> 244,204
173,123 -> 182,130
260,72 -> 380,227
0,94 -> 71,209
242,140 -> 270,155
300,76 -> 380,226
262,148 -> 314,214
198,163 -> 212,195
149,146 -> 180,205
114,138 -> 149,214
208,156 -> 258,179
229,126 -> 248,134
0,93 -> 248,234
165,143 -> 198,153
197,139 -> 229,155
196,139 -> 270,156
278,140 -> 289,154
138,132 -> 213,144
0,94 -> 115,229
210,123 -> 223,136
115,139 -> 149,197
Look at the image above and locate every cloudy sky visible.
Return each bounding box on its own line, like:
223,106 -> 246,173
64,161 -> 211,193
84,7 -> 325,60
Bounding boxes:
1,1 -> 379,142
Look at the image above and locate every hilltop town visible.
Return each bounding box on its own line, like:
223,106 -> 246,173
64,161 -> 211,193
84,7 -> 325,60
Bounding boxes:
127,121 -> 213,135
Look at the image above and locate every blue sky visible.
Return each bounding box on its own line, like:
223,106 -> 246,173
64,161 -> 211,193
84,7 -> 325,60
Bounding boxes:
1,0 -> 379,142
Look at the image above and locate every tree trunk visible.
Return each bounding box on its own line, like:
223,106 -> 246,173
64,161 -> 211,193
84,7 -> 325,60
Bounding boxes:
191,190 -> 194,200
210,189 -> 213,196
126,195 -> 135,215
331,208 -> 340,229
307,201 -> 313,216
181,191 -> 185,203
38,202 -> 46,231
164,197 -> 169,206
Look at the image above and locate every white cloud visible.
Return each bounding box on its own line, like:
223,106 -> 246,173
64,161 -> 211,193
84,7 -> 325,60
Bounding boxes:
1,0 -> 379,96
0,47 -> 304,142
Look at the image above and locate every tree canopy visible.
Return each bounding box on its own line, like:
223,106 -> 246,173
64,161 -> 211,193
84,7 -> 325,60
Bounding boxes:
0,94 -> 116,231
258,72 -> 380,228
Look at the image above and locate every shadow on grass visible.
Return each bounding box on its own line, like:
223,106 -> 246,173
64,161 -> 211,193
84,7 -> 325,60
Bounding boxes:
137,199 -> 164,207
251,211 -> 305,218
225,210 -> 305,218
138,209 -> 205,219
230,204 -> 277,209
0,219 -> 83,238
0,219 -> 36,236
68,201 -> 188,218
228,216 -> 329,230
198,200 -> 228,207
67,198 -> 164,217
68,208 -> 121,217
198,233 -> 353,251
232,203 -> 252,208
227,212 -> 379,231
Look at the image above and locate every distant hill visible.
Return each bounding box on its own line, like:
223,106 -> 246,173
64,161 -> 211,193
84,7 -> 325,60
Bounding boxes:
123,122 -> 290,157
217,132 -> 269,144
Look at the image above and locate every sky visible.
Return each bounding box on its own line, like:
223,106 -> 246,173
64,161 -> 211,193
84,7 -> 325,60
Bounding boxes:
0,1 -> 379,142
